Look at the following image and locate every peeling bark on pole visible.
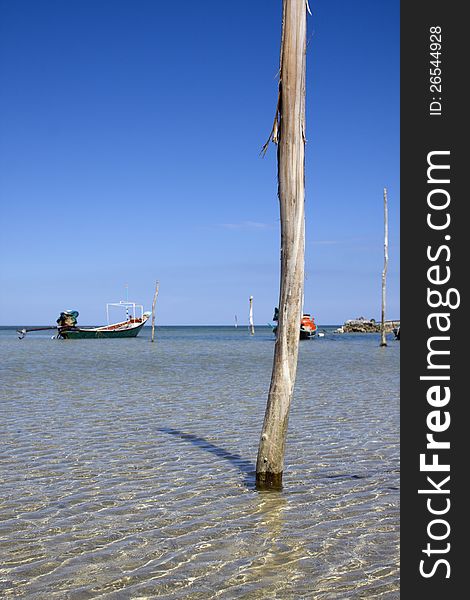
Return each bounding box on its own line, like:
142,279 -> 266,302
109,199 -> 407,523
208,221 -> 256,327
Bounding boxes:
256,0 -> 307,489
380,189 -> 388,347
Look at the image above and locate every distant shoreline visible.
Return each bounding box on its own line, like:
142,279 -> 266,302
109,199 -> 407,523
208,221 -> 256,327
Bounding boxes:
1,324 -> 343,328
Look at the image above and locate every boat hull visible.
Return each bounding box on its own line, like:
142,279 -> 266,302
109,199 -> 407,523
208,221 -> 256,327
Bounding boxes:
60,321 -> 146,339
273,326 -> 316,340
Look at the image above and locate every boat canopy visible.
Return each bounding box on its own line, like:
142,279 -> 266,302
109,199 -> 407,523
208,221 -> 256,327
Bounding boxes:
106,301 -> 145,325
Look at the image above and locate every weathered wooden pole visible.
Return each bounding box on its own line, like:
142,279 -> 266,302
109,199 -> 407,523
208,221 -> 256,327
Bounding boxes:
256,0 -> 307,489
151,280 -> 160,343
249,296 -> 255,335
380,188 -> 388,347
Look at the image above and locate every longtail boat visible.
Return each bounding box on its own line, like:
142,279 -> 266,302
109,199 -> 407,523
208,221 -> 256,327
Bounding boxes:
17,302 -> 151,340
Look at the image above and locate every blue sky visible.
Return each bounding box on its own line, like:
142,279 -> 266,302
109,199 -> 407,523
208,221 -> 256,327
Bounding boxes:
0,0 -> 399,326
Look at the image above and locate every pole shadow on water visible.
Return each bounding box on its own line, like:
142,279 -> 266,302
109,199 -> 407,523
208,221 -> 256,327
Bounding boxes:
158,427 -> 256,489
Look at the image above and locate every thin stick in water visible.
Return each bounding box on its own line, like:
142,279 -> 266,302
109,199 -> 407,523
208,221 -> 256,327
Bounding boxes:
380,188 -> 388,347
249,296 -> 255,335
151,281 -> 160,343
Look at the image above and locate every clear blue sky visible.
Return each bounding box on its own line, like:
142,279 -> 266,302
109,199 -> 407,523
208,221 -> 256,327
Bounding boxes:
0,0 -> 399,326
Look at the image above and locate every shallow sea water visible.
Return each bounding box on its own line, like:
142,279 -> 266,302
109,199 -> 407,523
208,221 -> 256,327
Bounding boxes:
0,326 -> 399,599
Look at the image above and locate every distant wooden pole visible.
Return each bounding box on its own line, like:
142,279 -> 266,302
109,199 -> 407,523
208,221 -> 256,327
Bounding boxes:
380,188 -> 388,347
256,0 -> 307,489
151,280 -> 160,343
249,296 -> 255,335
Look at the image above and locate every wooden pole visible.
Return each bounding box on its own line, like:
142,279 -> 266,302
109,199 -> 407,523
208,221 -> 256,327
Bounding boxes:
256,0 -> 307,489
380,188 -> 388,347
249,296 -> 255,335
151,280 -> 160,343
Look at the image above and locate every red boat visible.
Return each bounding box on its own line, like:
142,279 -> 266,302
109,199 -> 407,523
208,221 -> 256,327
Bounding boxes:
299,313 -> 317,339
272,308 -> 317,339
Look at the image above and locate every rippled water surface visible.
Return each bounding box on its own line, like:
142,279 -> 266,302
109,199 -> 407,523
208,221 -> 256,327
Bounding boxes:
0,326 -> 399,598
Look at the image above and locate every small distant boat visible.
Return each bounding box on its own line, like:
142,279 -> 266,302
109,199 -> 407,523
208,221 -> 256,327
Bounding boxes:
18,301 -> 151,340
272,307 -> 317,340
299,314 -> 317,339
